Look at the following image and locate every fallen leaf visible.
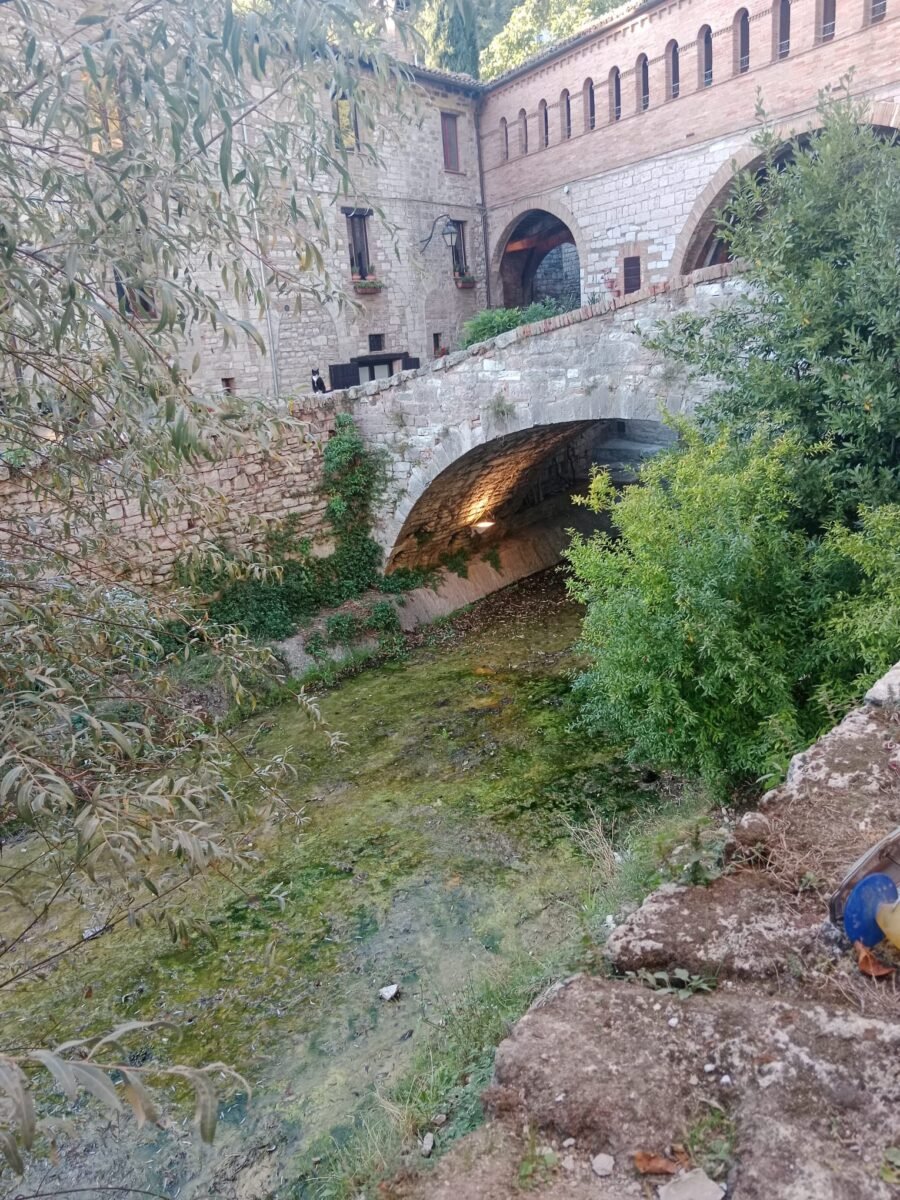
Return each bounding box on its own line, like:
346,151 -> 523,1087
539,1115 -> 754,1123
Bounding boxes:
853,940 -> 895,979
633,1150 -> 678,1175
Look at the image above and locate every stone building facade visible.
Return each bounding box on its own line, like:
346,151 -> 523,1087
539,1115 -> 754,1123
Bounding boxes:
189,0 -> 900,402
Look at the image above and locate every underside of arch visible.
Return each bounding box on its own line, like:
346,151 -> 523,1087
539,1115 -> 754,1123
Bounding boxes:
386,418 -> 676,571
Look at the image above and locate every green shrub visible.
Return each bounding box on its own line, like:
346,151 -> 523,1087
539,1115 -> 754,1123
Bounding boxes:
195,417 -> 389,641
460,299 -> 564,348
325,612 -> 362,645
367,599 -> 400,633
565,431 -> 900,792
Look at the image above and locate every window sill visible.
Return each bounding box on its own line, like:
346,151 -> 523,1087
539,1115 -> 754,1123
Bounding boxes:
443,168 -> 467,176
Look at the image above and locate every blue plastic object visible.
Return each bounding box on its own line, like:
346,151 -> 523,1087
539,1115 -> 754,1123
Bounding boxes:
843,873 -> 898,947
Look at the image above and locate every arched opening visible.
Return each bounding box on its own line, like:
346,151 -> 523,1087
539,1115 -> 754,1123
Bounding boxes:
538,98 -> 549,148
497,208 -> 581,309
775,0 -> 791,59
499,117 -> 509,163
518,107 -> 528,155
609,67 -> 622,121
679,138 -> 815,272
583,78 -> 596,131
666,40 -> 680,99
386,419 -> 677,576
699,26 -> 713,87
636,54 -> 650,112
560,88 -> 571,139
734,9 -> 750,73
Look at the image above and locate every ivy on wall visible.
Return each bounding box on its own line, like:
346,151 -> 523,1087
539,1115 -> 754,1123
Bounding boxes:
187,415 -> 429,641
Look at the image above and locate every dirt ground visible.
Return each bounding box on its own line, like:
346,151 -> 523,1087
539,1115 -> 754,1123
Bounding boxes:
387,666 -> 900,1200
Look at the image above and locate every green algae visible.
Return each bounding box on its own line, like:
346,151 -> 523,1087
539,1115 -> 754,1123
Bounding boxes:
0,574 -> 687,1197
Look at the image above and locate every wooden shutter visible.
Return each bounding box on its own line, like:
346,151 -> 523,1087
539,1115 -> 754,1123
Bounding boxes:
623,256 -> 642,294
441,113 -> 459,172
328,362 -> 361,391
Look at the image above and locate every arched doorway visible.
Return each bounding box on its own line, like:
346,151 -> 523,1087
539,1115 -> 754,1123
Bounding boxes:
496,209 -> 581,309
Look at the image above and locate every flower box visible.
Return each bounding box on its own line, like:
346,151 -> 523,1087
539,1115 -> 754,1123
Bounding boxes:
353,278 -> 384,296
454,275 -> 476,290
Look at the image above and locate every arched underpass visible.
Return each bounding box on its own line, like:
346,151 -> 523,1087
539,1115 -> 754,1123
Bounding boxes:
385,418 -> 676,620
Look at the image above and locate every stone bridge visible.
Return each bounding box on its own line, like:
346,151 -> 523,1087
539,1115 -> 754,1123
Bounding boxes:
347,264 -> 737,594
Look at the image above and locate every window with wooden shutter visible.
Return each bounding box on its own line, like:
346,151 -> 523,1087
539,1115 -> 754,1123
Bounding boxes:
441,112 -> 460,172
329,362 -> 361,391
623,256 -> 642,294
343,208 -> 372,278
450,221 -> 467,275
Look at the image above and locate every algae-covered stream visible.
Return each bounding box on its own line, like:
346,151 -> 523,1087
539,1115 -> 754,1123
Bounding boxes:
1,573 -> 672,1199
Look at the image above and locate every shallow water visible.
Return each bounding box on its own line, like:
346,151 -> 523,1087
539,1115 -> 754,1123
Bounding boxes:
1,573 -> 660,1199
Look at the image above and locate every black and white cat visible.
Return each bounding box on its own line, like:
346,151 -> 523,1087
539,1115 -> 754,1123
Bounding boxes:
311,368 -> 327,394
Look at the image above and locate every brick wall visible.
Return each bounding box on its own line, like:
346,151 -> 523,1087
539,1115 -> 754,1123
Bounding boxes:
479,0 -> 900,298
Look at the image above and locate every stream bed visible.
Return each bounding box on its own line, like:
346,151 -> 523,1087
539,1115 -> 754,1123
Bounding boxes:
1,572 -> 674,1200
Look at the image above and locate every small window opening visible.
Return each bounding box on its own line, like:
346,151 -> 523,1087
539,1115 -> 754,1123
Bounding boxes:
346,210 -> 372,279
820,0 -> 836,38
500,117 -> 509,162
368,333 -> 385,353
610,68 -> 622,120
700,27 -> 713,86
449,220 -> 467,276
623,255 -> 642,294
518,108 -> 528,155
667,41 -> 680,99
736,9 -> 750,72
777,0 -> 791,58
539,99 -> 549,148
333,93 -> 359,151
871,0 -> 886,21
441,111 -> 460,171
433,332 -> 443,355
560,89 -> 571,139
584,78 -> 596,130
221,377 -> 236,394
637,55 -> 650,112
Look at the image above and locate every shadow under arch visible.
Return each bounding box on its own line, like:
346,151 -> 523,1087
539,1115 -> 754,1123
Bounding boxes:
385,417 -> 676,571
491,202 -> 586,309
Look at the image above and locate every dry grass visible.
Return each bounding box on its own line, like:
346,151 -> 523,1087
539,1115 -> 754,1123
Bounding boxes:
562,806 -> 617,883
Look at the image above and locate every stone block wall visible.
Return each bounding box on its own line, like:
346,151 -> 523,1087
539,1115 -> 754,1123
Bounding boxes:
0,406 -> 341,586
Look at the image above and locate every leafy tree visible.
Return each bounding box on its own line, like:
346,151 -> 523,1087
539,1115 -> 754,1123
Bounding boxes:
480,0 -> 612,80
565,432 -> 900,792
423,0 -> 480,76
653,92 -> 900,528
0,0 -> 408,1164
567,94 -> 900,792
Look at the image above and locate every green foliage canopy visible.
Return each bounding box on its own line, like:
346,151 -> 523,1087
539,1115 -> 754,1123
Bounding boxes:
653,95 -> 900,528
567,95 -> 900,792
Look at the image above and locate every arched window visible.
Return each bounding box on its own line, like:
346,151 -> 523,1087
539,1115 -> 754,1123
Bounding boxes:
500,116 -> 508,162
538,99 -> 549,148
734,9 -> 750,73
818,0 -> 836,38
583,78 -> 596,130
666,40 -> 680,99
699,26 -> 713,86
637,54 -> 650,111
775,0 -> 791,58
560,88 -> 572,139
518,107 -> 528,155
870,0 -> 887,21
609,67 -> 622,121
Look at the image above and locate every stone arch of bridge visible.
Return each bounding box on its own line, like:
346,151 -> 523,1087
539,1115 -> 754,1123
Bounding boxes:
673,107 -> 900,274
490,200 -> 586,309
384,415 -> 676,571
